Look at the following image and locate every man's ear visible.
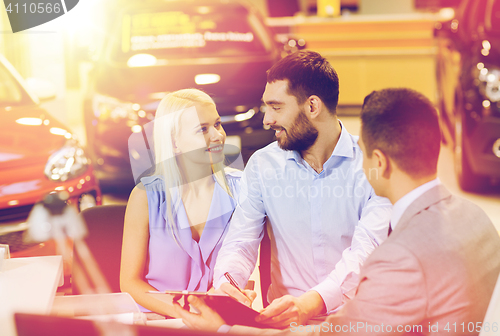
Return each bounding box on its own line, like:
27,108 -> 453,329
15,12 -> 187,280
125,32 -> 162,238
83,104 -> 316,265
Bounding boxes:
372,149 -> 391,179
306,95 -> 322,119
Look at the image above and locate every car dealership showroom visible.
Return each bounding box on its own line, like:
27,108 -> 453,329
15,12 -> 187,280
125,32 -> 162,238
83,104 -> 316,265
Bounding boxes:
1,0 -> 500,335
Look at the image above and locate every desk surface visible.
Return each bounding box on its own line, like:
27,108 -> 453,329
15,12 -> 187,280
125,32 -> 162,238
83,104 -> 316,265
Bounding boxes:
0,255 -> 63,336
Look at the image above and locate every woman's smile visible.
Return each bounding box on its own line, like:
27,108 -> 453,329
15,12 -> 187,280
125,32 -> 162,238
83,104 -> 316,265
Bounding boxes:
206,144 -> 224,153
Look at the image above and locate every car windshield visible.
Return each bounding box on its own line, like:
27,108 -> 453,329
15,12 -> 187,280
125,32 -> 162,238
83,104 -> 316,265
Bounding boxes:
0,63 -> 30,107
109,3 -> 273,62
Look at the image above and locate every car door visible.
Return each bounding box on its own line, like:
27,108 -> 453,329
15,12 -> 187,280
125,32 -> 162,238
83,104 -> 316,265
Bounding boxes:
436,0 -> 487,132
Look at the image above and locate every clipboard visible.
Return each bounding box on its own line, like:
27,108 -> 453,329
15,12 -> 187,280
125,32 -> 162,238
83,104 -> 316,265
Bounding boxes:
147,291 -> 270,328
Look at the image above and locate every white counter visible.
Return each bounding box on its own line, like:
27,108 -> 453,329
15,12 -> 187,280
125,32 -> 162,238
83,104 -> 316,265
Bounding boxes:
0,255 -> 63,336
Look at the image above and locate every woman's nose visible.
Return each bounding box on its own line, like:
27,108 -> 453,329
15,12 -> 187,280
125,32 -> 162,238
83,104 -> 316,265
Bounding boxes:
210,127 -> 224,142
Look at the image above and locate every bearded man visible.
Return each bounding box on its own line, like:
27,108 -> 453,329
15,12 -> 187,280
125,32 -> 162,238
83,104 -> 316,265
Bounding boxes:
212,50 -> 392,328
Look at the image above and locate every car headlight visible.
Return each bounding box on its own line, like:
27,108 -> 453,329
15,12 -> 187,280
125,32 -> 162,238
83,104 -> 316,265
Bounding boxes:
92,94 -> 141,121
44,140 -> 89,182
477,64 -> 500,102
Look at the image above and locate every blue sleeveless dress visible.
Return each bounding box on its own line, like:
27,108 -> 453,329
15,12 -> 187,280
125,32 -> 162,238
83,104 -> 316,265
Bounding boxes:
140,170 -> 241,298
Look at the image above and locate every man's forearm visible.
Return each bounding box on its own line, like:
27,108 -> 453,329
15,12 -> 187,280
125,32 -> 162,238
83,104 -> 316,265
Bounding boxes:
213,234 -> 262,289
300,291 -> 327,317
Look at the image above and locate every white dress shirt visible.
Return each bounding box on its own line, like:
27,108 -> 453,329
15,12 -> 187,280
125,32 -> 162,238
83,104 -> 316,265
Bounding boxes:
390,178 -> 441,230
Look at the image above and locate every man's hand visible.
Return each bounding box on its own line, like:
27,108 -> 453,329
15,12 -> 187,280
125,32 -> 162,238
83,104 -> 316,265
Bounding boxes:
215,282 -> 257,307
173,295 -> 226,332
255,291 -> 325,329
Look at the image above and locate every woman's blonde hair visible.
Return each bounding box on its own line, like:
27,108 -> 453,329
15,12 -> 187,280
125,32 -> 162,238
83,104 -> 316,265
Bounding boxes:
152,88 -> 233,234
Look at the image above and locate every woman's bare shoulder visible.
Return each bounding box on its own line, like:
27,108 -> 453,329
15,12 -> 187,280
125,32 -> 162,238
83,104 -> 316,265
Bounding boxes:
127,183 -> 148,209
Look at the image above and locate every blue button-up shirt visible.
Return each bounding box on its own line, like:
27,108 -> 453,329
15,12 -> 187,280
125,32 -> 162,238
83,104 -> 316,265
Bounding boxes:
214,122 -> 392,312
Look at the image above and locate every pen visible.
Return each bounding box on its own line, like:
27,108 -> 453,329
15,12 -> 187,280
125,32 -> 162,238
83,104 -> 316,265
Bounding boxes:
147,290 -> 189,294
224,272 -> 244,294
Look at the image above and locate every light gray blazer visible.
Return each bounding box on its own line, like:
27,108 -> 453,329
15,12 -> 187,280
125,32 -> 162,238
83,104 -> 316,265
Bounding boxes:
231,185 -> 500,335
323,184 -> 500,335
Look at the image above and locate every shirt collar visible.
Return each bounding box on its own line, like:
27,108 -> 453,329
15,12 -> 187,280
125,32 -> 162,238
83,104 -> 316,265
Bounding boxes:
330,120 -> 354,159
390,178 -> 441,230
286,120 -> 354,163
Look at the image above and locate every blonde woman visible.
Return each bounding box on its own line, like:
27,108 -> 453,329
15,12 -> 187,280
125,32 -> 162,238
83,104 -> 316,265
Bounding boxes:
120,89 -> 241,317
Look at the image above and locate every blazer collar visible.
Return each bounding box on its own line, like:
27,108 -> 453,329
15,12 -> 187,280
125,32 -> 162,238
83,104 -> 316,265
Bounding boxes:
395,184 -> 452,232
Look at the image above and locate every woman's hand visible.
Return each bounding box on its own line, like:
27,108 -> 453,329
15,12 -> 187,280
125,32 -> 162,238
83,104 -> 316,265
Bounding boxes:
174,295 -> 226,332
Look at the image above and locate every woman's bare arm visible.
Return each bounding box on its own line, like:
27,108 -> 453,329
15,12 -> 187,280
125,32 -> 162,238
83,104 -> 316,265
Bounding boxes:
120,184 -> 180,317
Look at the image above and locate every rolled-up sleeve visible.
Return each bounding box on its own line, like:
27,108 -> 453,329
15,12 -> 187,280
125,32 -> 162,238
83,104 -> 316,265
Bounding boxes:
311,190 -> 392,312
213,157 -> 267,289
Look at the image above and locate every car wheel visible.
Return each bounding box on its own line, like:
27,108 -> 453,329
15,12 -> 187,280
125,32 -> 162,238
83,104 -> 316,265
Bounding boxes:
454,112 -> 488,192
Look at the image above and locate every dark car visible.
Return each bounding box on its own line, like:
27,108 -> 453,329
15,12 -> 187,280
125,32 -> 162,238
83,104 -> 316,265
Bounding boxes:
84,0 -> 280,186
434,0 -> 500,191
0,53 -> 101,279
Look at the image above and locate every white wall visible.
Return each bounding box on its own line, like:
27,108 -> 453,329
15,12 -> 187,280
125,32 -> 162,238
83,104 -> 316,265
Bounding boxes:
359,0 -> 415,14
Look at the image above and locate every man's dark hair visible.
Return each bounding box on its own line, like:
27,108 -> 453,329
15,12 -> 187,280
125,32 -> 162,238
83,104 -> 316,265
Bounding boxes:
361,88 -> 441,177
267,50 -> 339,113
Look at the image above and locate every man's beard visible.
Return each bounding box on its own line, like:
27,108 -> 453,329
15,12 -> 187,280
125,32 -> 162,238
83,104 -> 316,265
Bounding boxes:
277,108 -> 318,151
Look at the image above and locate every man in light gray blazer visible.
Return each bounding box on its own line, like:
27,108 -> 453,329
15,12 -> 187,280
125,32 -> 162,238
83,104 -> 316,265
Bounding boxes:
175,88 -> 500,335
321,88 -> 500,334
